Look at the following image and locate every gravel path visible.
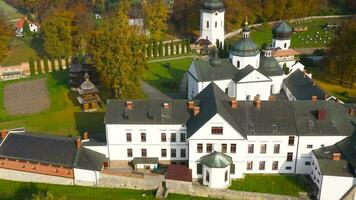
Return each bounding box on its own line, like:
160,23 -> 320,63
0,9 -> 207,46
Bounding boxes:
141,81 -> 171,100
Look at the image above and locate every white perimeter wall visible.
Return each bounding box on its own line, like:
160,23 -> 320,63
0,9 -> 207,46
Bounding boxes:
74,168 -> 100,186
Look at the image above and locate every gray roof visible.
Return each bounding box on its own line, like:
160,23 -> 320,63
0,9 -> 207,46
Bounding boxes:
132,157 -> 158,165
284,69 -> 327,100
0,132 -> 77,167
259,54 -> 284,77
203,0 -> 224,11
201,151 -> 232,168
192,58 -> 238,82
230,38 -> 260,57
74,147 -> 107,171
273,21 -> 293,40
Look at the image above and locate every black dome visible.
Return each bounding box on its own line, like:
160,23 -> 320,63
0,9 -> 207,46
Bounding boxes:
203,0 -> 224,11
273,21 -> 293,40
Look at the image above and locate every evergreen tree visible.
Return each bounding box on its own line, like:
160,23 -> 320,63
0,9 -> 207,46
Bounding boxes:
43,57 -> 49,73
50,58 -> 56,72
36,58 -> 42,75
181,40 -> 185,54
23,20 -> 31,36
170,40 -> 174,55
186,40 -> 191,53
78,50 -> 83,63
153,40 -> 158,57
65,56 -> 70,69
58,58 -> 63,71
29,57 -> 35,76
158,41 -> 163,57
147,42 -> 152,58
164,43 -> 168,56
175,42 -> 180,54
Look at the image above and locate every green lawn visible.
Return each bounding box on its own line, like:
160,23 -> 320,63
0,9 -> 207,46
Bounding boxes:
0,70 -> 105,137
229,175 -> 308,197
144,57 -> 192,93
0,179 -> 217,200
0,0 -> 22,20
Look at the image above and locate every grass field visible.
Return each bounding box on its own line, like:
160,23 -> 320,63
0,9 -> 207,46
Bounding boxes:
0,70 -> 105,137
228,175 -> 308,197
144,57 -> 192,93
0,0 -> 22,20
0,179 -> 217,200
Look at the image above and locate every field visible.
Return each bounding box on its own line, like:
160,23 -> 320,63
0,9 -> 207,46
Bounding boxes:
0,0 -> 22,20
144,57 -> 193,93
0,70 -> 105,137
0,179 -> 217,200
229,175 -> 308,197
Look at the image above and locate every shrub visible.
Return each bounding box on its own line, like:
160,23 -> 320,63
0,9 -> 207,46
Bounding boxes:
36,58 -> 42,75
50,58 -> 56,72
153,41 -> 158,57
170,40 -> 174,55
65,56 -> 70,69
175,42 -> 180,54
164,43 -> 169,56
43,57 -> 49,73
147,43 -> 152,58
58,58 -> 63,71
29,57 -> 35,76
186,40 -> 191,53
158,41 -> 163,57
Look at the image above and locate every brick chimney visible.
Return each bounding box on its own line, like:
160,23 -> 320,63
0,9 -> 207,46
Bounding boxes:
312,96 -> 317,101
163,103 -> 170,110
1,129 -> 7,140
332,153 -> 341,161
76,137 -> 81,149
126,101 -> 133,110
83,131 -> 88,140
231,99 -> 237,109
348,108 -> 355,116
188,101 -> 195,109
193,106 -> 200,116
269,96 -> 276,101
255,100 -> 261,109
317,109 -> 326,121
303,69 -> 307,78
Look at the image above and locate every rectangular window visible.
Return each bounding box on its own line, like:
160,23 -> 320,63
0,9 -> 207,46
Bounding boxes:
247,161 -> 253,170
206,144 -> 213,153
307,145 -> 313,149
305,161 -> 311,166
141,149 -> 147,157
161,149 -> 167,157
171,133 -> 176,142
259,161 -> 265,170
248,144 -> 254,154
127,149 -> 132,157
141,133 -> 146,142
285,166 -> 292,170
272,161 -> 278,170
197,144 -> 203,153
197,163 -> 202,174
260,144 -> 267,154
180,149 -> 186,158
171,149 -> 176,158
161,133 -> 166,142
230,144 -> 236,153
288,136 -> 295,146
126,133 -> 132,142
215,21 -> 217,28
211,127 -> 223,135
230,164 -> 235,174
287,152 -> 293,162
221,144 -> 227,153
180,133 -> 186,142
274,144 -> 280,154
207,21 -> 209,28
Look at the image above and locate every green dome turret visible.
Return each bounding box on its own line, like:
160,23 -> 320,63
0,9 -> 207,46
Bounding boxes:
203,0 -> 224,11
273,21 -> 293,40
259,47 -> 284,76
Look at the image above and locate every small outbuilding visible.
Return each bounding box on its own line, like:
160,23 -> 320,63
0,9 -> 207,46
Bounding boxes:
77,73 -> 100,112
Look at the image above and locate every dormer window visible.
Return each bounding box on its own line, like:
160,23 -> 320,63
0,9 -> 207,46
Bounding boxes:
212,127 -> 223,135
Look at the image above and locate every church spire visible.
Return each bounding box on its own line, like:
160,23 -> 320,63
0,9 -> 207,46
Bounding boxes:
242,17 -> 250,39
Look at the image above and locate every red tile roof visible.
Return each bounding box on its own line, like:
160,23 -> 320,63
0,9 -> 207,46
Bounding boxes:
166,164 -> 192,182
272,49 -> 300,57
16,18 -> 26,29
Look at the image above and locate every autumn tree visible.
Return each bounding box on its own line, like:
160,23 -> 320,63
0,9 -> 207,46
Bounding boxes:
71,3 -> 95,51
326,18 -> 356,87
41,10 -> 74,58
142,0 -> 169,39
88,3 -> 147,99
0,14 -> 11,63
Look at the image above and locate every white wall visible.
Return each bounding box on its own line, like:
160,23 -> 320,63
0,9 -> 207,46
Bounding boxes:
74,168 -> 100,186
203,165 -> 230,188
319,176 -> 354,200
272,39 -> 291,50
270,75 -> 285,94
106,124 -> 188,161
83,145 -> 108,158
235,81 -> 271,101
230,54 -> 260,69
200,10 -> 225,46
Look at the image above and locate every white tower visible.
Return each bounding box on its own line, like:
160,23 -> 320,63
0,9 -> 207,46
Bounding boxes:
200,0 -> 225,46
272,21 -> 293,50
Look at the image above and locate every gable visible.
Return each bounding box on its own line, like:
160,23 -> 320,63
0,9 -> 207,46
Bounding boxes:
238,69 -> 271,83
188,113 -> 245,140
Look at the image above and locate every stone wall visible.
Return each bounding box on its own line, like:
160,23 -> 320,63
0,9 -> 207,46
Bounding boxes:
0,168 -> 74,185
97,173 -> 163,190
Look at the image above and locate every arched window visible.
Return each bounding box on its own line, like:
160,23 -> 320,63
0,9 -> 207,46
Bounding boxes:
207,21 -> 209,28
237,60 -> 240,68
284,43 -> 287,48
206,171 -> 210,182
225,171 -> 228,182
225,88 -> 229,95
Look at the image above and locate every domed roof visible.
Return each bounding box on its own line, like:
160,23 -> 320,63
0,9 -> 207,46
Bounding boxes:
273,21 -> 293,40
203,0 -> 224,11
80,73 -> 96,91
259,54 -> 284,76
230,38 -> 260,57
200,151 -> 232,168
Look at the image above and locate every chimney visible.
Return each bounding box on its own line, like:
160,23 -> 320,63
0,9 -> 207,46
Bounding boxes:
317,109 -> 326,121
324,93 -> 328,100
76,137 -> 81,149
193,106 -> 200,116
332,153 -> 341,161
188,101 -> 195,109
269,96 -> 276,101
1,129 -> 7,140
303,69 -> 307,78
231,99 -> 237,109
163,102 -> 170,110
255,100 -> 261,109
312,96 -> 317,101
83,132 -> 88,140
126,101 -> 133,110
349,108 -> 355,116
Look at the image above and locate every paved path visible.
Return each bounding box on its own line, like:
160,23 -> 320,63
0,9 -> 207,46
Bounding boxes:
141,81 -> 171,99
148,55 -> 195,63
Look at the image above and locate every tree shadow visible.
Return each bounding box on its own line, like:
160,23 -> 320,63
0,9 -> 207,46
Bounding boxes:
5,182 -> 47,200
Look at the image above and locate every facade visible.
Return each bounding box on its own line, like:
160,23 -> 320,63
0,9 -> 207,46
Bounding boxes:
15,17 -> 39,37
199,0 -> 225,46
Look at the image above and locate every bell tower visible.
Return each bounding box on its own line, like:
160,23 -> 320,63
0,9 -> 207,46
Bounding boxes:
200,0 -> 225,46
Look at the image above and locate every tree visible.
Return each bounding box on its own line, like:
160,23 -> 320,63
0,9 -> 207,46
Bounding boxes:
181,40 -> 185,54
87,4 -> 147,99
71,3 -> 95,51
153,40 -> 158,57
164,43 -> 168,56
29,57 -> 36,76
65,56 -> 70,69
0,14 -> 11,63
23,20 -> 31,37
50,58 -> 56,72
175,42 -> 180,54
186,40 -> 191,53
43,56 -> 49,73
170,40 -> 174,55
142,0 -> 169,39
58,58 -> 63,71
36,58 -> 42,75
147,42 -> 152,58
159,41 -> 163,57
41,10 -> 74,58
